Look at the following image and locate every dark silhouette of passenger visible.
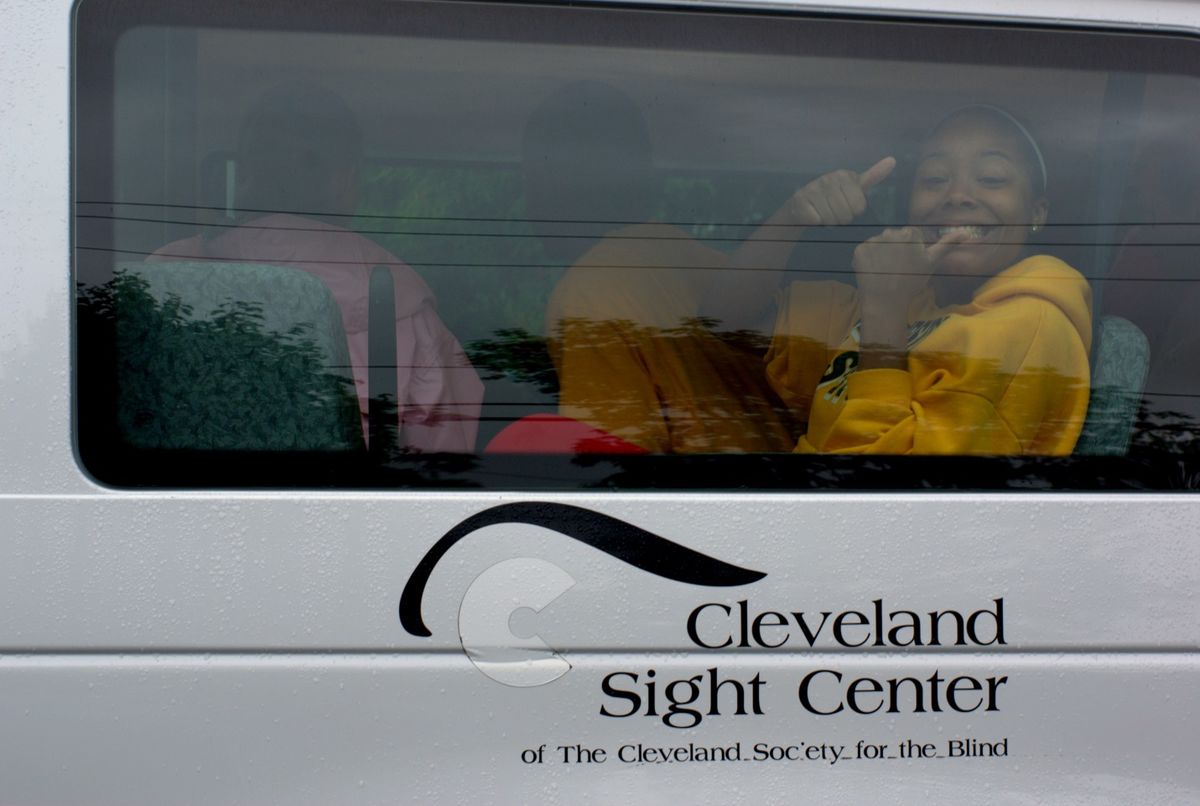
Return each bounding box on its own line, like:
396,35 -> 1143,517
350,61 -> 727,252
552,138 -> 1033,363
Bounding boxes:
526,81 -> 798,452
150,82 -> 483,452
523,81 -> 656,265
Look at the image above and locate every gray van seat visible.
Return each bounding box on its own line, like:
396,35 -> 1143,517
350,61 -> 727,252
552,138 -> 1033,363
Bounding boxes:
115,261 -> 363,451
1075,314 -> 1151,456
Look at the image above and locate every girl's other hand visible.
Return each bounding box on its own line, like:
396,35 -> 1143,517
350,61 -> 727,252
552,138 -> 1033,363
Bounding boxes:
788,156 -> 896,227
853,226 -> 970,305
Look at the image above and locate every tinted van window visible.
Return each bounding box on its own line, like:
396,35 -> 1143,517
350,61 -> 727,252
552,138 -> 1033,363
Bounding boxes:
75,1 -> 1200,488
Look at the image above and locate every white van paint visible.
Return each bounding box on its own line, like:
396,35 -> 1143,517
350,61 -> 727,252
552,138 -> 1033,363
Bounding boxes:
3,0 -> 1199,803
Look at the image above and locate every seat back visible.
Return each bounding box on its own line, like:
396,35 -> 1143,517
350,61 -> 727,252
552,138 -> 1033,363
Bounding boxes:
114,261 -> 363,451
1075,314 -> 1151,456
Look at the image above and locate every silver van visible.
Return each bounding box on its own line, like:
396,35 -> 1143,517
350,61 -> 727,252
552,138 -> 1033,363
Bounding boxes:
2,0 -> 1199,801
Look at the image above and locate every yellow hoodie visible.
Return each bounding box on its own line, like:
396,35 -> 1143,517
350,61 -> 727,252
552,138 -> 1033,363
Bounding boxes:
766,255 -> 1092,455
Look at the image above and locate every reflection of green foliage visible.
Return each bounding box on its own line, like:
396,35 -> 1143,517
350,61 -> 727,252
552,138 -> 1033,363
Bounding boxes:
354,164 -> 800,344
356,164 -> 559,342
466,327 -> 559,397
84,274 -> 363,451
658,175 -> 796,247
660,177 -> 720,238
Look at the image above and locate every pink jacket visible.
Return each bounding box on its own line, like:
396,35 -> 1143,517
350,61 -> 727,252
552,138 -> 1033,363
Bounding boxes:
150,214 -> 483,452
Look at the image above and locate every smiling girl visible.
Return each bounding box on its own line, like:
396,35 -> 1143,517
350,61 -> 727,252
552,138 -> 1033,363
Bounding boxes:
767,106 -> 1091,454
544,104 -> 1091,455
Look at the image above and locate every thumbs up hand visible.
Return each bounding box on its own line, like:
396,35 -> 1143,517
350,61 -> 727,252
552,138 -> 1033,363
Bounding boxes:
787,157 -> 896,227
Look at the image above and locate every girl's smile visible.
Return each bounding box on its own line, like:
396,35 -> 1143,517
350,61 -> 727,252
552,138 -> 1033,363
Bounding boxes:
909,112 -> 1048,281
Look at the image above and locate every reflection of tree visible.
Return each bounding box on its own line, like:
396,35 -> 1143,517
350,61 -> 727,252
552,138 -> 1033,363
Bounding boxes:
466,328 -> 560,397
673,316 -> 773,355
466,319 -> 774,400
1128,398 -> 1200,489
76,273 -> 1200,489
540,311 -> 1104,457
469,315 -> 795,452
356,165 -> 557,343
79,274 -> 363,451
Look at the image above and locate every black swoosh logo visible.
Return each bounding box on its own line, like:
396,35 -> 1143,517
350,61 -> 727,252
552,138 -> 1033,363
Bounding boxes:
399,501 -> 766,637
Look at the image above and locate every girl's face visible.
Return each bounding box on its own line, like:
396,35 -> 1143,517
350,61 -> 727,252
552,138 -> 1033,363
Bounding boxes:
908,114 -> 1048,280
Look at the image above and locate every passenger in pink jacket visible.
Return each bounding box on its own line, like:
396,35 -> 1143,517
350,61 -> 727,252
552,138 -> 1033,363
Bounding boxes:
150,83 -> 483,452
